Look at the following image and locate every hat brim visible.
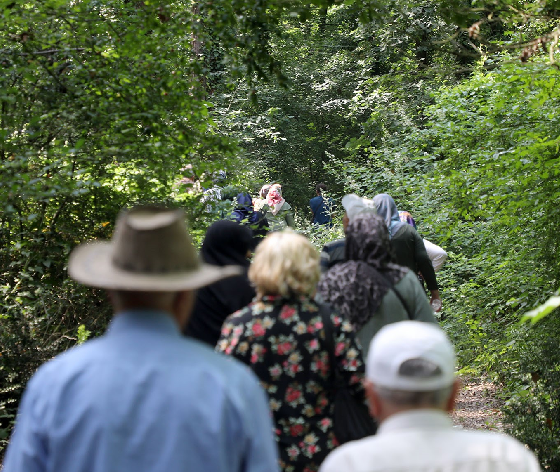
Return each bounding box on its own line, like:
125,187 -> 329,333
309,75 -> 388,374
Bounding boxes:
68,242 -> 242,291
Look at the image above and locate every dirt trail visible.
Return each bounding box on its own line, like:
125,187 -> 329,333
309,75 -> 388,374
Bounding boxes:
450,376 -> 505,432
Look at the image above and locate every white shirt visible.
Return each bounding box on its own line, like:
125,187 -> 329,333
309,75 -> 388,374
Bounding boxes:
320,410 -> 541,472
423,238 -> 447,272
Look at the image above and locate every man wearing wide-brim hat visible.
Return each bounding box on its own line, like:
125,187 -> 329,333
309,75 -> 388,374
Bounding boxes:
3,206 -> 279,472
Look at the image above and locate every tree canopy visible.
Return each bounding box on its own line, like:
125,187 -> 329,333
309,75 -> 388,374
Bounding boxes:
2,0 -> 560,467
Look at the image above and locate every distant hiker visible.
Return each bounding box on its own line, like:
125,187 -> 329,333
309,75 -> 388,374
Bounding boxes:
229,192 -> 269,248
373,193 -> 441,311
320,193 -> 376,273
184,220 -> 256,347
399,210 -> 448,272
253,184 -> 272,212
310,183 -> 334,226
320,321 -> 541,472
2,206 -> 279,472
264,183 -> 295,231
318,213 -> 436,358
201,170 -> 226,213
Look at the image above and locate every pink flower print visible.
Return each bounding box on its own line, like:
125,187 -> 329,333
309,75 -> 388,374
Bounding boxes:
252,323 -> 265,337
287,445 -> 299,459
309,339 -> 319,350
277,341 -> 292,355
335,341 -> 345,356
269,364 -> 282,378
314,321 -> 323,330
290,363 -> 300,374
320,418 -> 332,428
290,424 -> 304,436
286,386 -> 301,403
251,353 -> 258,364
280,306 -> 296,320
307,445 -> 318,455
315,359 -> 328,376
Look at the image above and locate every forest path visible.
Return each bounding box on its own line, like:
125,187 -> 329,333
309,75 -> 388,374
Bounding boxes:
450,376 -> 506,432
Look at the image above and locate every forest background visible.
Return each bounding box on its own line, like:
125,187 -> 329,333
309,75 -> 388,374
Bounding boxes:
1,0 -> 560,467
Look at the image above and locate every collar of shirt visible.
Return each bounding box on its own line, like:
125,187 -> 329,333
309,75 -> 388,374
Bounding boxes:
107,309 -> 181,337
378,409 -> 453,435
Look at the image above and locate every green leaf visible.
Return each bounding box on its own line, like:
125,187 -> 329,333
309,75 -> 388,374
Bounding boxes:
521,295 -> 560,325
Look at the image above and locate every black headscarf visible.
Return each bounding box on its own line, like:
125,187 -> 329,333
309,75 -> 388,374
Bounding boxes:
318,213 -> 407,331
184,220 -> 255,346
229,192 -> 269,249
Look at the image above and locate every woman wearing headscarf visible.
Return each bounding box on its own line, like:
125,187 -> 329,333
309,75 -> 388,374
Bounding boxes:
265,183 -> 295,231
373,193 -> 441,310
217,231 -> 366,472
183,220 -> 255,346
253,184 -> 272,212
318,213 -> 436,357
230,192 -> 269,247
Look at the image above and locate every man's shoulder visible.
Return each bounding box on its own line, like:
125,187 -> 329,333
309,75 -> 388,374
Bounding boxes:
321,428 -> 540,472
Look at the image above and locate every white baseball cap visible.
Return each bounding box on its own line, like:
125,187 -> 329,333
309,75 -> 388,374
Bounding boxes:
366,321 -> 456,391
342,194 -> 377,221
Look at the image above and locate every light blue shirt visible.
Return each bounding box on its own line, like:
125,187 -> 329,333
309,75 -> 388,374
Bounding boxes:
3,310 -> 279,472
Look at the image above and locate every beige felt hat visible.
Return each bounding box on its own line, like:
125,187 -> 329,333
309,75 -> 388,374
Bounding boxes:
68,206 -> 241,291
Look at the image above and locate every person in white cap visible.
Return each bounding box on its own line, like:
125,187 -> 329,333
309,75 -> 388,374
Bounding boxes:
319,194 -> 377,273
319,321 -> 541,472
3,206 -> 279,472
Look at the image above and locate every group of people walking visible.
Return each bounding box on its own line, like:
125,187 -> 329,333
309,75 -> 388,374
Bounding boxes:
227,183 -> 295,248
3,193 -> 541,472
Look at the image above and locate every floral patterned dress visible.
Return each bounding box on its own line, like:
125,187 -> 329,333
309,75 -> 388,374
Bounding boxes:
216,295 -> 366,472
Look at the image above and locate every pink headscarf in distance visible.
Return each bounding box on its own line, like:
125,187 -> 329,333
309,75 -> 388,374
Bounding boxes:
266,184 -> 285,216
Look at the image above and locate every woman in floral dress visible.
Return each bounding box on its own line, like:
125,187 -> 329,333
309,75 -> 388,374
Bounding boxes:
217,230 -> 366,472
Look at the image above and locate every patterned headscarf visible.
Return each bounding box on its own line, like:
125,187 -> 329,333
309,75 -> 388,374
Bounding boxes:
267,184 -> 286,215
373,193 -> 405,239
318,213 -> 408,331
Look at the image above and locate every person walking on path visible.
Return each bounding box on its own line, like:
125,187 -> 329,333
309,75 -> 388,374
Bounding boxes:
217,230 -> 366,472
253,184 -> 271,212
184,220 -> 256,347
229,192 -> 269,248
399,210 -> 448,272
265,183 -> 295,231
373,193 -> 441,311
3,206 -> 279,472
320,321 -> 541,472
319,194 -> 377,273
310,183 -> 334,226
318,213 -> 436,358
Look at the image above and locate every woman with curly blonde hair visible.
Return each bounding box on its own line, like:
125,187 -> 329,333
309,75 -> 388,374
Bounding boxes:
217,230 -> 366,472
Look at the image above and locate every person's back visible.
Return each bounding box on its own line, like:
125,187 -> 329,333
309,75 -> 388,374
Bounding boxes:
318,213 -> 436,358
184,220 -> 256,346
3,207 -> 279,472
320,322 -> 541,472
325,416 -> 541,472
310,183 -> 334,226
6,317 -> 274,472
354,270 -> 434,358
